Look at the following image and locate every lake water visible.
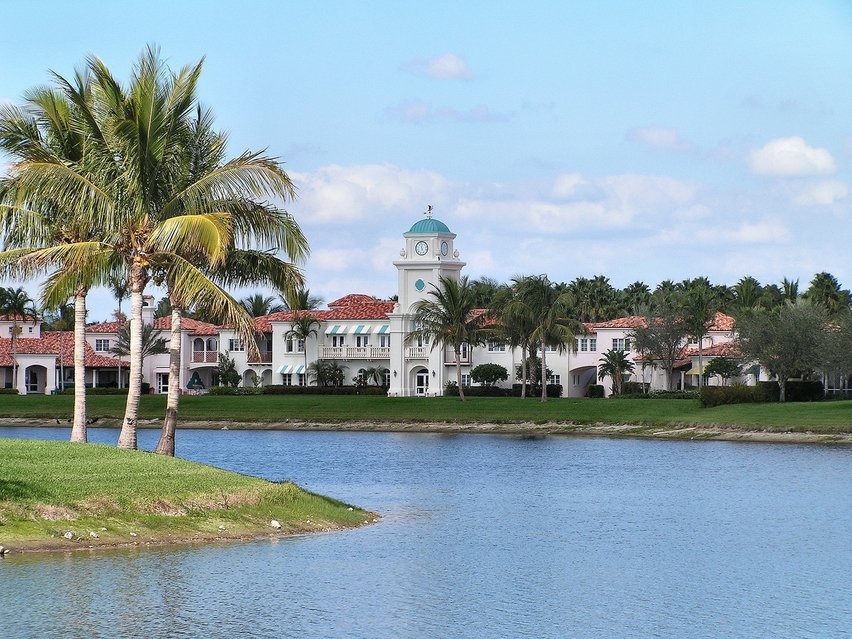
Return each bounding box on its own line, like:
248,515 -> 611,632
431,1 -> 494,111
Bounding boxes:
0,427 -> 850,639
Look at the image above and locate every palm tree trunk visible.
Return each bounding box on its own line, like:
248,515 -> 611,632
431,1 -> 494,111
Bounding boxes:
118,272 -> 145,450
540,338 -> 547,402
155,306 -> 182,456
520,344 -> 527,399
70,290 -> 88,443
455,345 -> 465,401
697,342 -> 704,389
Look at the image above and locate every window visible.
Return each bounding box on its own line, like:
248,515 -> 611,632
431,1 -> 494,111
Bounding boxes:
331,335 -> 346,348
576,338 -> 591,352
379,334 -> 391,348
545,344 -> 558,352
355,335 -> 369,348
590,338 -> 597,352
573,374 -> 581,385
460,374 -> 471,387
95,339 -> 110,352
297,373 -> 306,387
356,368 -> 366,383
547,374 -> 561,385
282,373 -> 293,386
612,338 -> 631,351
285,337 -> 295,353
383,370 -> 391,387
27,326 -> 33,334
487,340 -> 506,352
228,339 -> 244,352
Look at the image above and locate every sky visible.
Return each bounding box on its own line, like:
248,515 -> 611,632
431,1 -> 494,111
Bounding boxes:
2,0 -> 851,321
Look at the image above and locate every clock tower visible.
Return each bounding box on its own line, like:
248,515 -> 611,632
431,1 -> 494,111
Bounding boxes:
387,207 -> 466,397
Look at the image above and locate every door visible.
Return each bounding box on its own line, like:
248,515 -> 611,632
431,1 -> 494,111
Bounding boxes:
415,370 -> 429,396
156,372 -> 169,394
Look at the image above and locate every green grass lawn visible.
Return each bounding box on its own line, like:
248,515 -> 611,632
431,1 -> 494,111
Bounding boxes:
1,394 -> 850,432
0,438 -> 370,551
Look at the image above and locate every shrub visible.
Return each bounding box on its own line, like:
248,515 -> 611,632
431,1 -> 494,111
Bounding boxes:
785,380 -> 824,402
699,385 -> 756,408
622,381 -> 649,395
586,384 -> 604,398
649,390 -> 699,400
63,387 -> 129,395
207,386 -> 263,396
0,388 -> 19,395
509,384 -> 562,398
471,363 -> 509,386
445,383 -> 508,397
261,385 -> 385,396
754,381 -> 780,403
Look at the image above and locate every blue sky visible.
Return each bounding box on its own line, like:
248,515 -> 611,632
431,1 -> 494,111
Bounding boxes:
2,1 -> 851,320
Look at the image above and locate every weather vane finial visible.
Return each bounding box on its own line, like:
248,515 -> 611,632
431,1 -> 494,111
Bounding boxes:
424,204 -> 433,220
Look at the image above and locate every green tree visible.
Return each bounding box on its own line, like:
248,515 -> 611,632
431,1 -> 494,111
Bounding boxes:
492,282 -> 536,398
307,359 -> 347,387
110,323 -> 168,363
0,286 -> 38,393
217,352 -> 241,388
732,276 -> 763,314
241,292 -> 284,317
703,356 -> 742,386
281,285 -> 323,311
287,312 -> 321,378
630,298 -> 690,391
598,348 -> 635,395
736,301 -> 828,402
509,274 -> 583,402
679,279 -> 719,389
408,275 -> 487,401
362,365 -> 388,387
804,272 -> 850,316
0,86 -> 99,443
471,363 -> 508,387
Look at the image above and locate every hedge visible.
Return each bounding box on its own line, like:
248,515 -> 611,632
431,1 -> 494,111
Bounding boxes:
0,388 -> 19,395
510,384 -> 563,398
586,384 -> 604,398
444,384 -> 508,397
700,380 -> 825,407
261,385 -> 387,396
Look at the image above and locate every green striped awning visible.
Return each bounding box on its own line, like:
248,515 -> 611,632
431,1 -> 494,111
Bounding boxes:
353,325 -> 371,335
377,325 -> 390,334
277,364 -> 292,375
325,324 -> 347,334
294,365 -> 305,375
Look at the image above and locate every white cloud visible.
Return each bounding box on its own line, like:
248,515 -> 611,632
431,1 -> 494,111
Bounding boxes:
385,100 -> 507,124
749,137 -> 836,177
792,180 -> 848,206
310,248 -> 366,272
291,164 -> 452,224
626,127 -> 691,152
401,53 -> 473,80
657,220 -> 790,246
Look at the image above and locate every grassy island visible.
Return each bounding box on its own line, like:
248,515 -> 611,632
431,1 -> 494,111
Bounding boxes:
0,439 -> 374,553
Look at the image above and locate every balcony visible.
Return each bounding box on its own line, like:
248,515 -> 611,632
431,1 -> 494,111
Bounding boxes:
191,351 -> 218,364
405,346 -> 428,359
248,351 -> 274,365
318,346 -> 391,360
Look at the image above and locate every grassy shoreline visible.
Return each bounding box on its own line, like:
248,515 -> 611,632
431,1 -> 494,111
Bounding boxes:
0,395 -> 849,443
0,439 -> 375,554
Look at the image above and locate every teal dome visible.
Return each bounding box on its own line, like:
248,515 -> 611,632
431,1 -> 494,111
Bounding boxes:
409,218 -> 451,234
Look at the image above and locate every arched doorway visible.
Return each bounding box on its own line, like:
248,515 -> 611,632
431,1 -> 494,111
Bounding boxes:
413,367 -> 429,396
24,365 -> 47,394
242,369 -> 257,388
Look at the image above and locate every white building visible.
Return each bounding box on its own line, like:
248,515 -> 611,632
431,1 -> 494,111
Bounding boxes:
2,213 -> 741,396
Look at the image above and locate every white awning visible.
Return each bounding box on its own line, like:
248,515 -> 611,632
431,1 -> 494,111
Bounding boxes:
294,365 -> 305,375
353,325 -> 372,335
377,325 -> 390,334
277,365 -> 292,374
325,325 -> 347,334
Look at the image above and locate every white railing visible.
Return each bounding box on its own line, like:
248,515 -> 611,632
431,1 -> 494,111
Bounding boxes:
405,346 -> 428,359
318,346 -> 391,360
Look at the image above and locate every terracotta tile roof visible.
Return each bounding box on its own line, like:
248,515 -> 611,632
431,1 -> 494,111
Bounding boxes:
85,321 -> 123,333
681,341 -> 741,358
0,314 -> 38,322
153,316 -> 220,336
592,316 -> 648,330
327,294 -> 388,308
255,296 -> 395,330
254,310 -> 327,333
0,332 -> 128,368
709,312 -> 735,332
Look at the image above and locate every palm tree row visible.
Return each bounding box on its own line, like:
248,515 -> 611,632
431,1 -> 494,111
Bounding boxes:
0,47 -> 307,455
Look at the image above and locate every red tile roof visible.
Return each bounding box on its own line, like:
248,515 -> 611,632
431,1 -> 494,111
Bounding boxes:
254,295 -> 396,331
153,316 -> 220,336
0,333 -> 128,368
592,316 -> 648,330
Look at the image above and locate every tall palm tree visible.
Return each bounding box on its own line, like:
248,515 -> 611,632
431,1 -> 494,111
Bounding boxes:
0,85 -> 100,443
408,275 -> 487,401
110,322 -> 168,362
508,274 -> 583,402
805,272 -> 849,316
732,276 -> 763,313
287,312 -> 321,381
781,277 -> 799,304
494,280 -> 535,398
620,281 -> 652,315
598,348 -> 635,396
8,49 -> 306,450
678,280 -> 719,389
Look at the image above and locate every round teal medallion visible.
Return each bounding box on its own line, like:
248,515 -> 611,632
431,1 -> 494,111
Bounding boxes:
414,279 -> 426,291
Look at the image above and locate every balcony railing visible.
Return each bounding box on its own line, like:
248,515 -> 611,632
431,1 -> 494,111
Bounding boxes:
191,351 -> 218,363
405,346 -> 428,359
248,352 -> 274,364
318,346 -> 391,360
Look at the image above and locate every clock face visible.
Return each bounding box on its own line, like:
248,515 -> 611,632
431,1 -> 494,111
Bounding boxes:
441,241 -> 449,256
415,240 -> 429,256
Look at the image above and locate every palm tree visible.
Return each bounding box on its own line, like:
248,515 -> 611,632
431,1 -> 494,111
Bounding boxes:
509,275 -> 583,402
110,323 -> 168,363
732,276 -> 763,314
362,365 -> 388,387
408,275 -> 487,401
7,49 -> 306,450
678,280 -> 719,389
241,292 -> 284,317
281,285 -> 323,311
492,282 -> 535,398
805,272 -> 849,316
287,312 -> 321,380
0,286 -> 38,393
0,85 -> 99,443
781,277 -> 799,304
598,348 -> 635,395
620,281 -> 652,315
